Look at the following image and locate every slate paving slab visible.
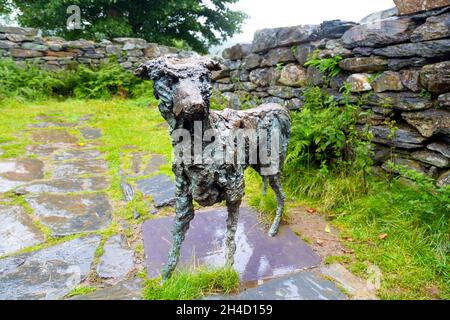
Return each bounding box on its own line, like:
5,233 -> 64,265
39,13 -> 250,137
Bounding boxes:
26,144 -> 59,157
0,159 -> 45,193
0,206 -> 45,256
31,129 -> 78,144
26,193 -> 113,237
69,278 -> 143,300
0,235 -> 101,300
136,174 -> 175,207
97,235 -> 135,280
143,154 -> 168,175
53,149 -> 102,161
17,176 -> 110,194
80,128 -> 102,140
143,206 -> 321,282
52,159 -> 108,178
208,271 -> 346,300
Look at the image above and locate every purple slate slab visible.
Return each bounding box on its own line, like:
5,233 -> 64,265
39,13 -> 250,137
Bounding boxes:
143,206 -> 321,283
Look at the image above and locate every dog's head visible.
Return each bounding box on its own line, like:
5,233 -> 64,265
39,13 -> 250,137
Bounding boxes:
135,53 -> 221,120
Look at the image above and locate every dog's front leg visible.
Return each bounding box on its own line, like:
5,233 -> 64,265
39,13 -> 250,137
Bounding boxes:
225,199 -> 242,267
162,173 -> 194,281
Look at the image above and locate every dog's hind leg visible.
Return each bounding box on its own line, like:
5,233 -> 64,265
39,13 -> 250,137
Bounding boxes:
261,175 -> 268,196
268,174 -> 285,237
225,199 -> 241,267
162,175 -> 194,281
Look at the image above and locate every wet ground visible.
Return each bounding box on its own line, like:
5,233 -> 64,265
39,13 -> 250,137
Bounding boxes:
0,114 -> 376,300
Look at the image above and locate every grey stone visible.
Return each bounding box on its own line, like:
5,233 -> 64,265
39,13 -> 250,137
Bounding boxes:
342,17 -> 417,48
223,59 -> 241,71
393,0 -> 449,16
320,263 -> 377,300
252,24 -> 319,53
373,39 -> 450,58
211,68 -> 230,81
0,206 -> 44,256
437,170 -> 450,187
382,156 -> 428,175
318,40 -> 353,59
372,71 -> 404,92
267,86 -> 301,99
427,142 -> 450,158
293,43 -> 316,65
316,20 -> 356,39
69,278 -> 143,300
52,159 -> 108,178
136,174 -> 175,207
80,128 -> 102,140
278,63 -> 307,87
306,66 -> 325,86
0,235 -> 101,300
222,43 -> 252,61
419,61 -> 450,94
352,47 -> 375,56
242,53 -> 261,70
402,108 -> 450,137
360,7 -> 399,23
209,271 -> 346,300
213,83 -> 235,92
21,42 -> 48,51
143,206 -> 321,282
53,149 -> 102,161
438,93 -> 450,107
236,81 -> 258,91
261,47 -> 295,67
143,154 -> 168,175
249,68 -> 280,87
400,69 -> 421,92
0,40 -> 19,49
26,193 -> 112,237
17,176 -> 110,194
411,12 -> 450,42
367,92 -> 433,111
339,56 -> 388,72
369,124 -> 426,149
388,57 -> 430,70
97,235 -> 134,280
412,150 -> 449,168
0,26 -> 38,36
10,48 -> 43,58
347,73 -> 372,92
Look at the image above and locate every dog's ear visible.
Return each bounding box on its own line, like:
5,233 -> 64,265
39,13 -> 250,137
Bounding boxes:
134,60 -> 162,80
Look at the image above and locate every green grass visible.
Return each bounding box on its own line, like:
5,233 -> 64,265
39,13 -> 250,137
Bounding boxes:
143,267 -> 239,300
65,285 -> 97,298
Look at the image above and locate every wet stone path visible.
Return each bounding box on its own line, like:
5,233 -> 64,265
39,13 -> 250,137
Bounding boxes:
0,114 -> 372,300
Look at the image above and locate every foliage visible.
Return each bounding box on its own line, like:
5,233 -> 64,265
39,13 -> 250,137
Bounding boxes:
143,267 -> 239,300
285,85 -> 373,183
304,51 -> 343,78
0,58 -> 153,100
1,0 -> 248,53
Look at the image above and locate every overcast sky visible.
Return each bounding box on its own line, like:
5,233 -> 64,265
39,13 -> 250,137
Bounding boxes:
212,0 -> 395,52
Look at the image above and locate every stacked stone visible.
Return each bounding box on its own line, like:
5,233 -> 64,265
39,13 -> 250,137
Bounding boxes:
212,20 -> 356,110
213,2 -> 450,186
0,25 -> 181,70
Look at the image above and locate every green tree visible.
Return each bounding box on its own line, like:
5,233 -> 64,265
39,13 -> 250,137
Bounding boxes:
0,0 -> 247,53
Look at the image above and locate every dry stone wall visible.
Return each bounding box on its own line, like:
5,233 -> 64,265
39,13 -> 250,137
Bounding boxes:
212,3 -> 450,186
0,25 -> 183,70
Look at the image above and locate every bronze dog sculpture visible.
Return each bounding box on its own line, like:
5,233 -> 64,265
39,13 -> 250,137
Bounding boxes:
135,54 -> 291,280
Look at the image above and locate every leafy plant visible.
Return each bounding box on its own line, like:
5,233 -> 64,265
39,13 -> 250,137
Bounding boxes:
304,51 -> 343,77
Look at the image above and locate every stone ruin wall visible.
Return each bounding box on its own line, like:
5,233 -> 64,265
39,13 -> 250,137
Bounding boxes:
0,25 -> 184,71
212,1 -> 450,186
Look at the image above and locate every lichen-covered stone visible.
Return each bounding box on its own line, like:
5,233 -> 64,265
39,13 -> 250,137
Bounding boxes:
393,0 -> 450,15
373,39 -> 450,58
249,67 -> 280,87
222,43 -> 252,61
306,66 -> 325,86
261,47 -> 295,67
388,57 -> 430,71
382,157 -> 427,174
267,86 -> 301,99
411,12 -> 450,42
342,18 -> 417,48
427,142 -> 450,158
400,69 -> 422,92
347,73 -> 372,92
402,108 -> 450,137
369,124 -> 426,149
367,92 -> 433,111
293,43 -> 316,65
412,150 -> 449,168
278,63 -> 307,87
242,53 -> 261,70
10,48 -> 43,58
339,56 -> 388,72
372,71 -> 404,92
437,169 -> 450,186
419,61 -> 450,94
